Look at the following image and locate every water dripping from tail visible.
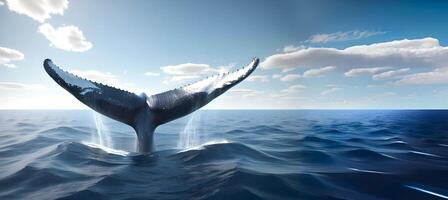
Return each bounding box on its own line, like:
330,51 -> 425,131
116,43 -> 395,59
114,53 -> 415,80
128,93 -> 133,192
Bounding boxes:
177,112 -> 202,150
91,111 -> 113,148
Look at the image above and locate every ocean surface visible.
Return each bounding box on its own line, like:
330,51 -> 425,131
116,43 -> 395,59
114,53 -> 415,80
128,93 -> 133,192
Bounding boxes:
0,110 -> 447,200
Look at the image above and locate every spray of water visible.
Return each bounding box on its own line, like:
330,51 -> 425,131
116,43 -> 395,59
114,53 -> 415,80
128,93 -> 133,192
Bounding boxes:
92,111 -> 113,148
177,112 -> 202,149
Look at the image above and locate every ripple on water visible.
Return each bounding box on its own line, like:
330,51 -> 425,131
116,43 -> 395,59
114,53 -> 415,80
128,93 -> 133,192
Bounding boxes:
0,110 -> 447,200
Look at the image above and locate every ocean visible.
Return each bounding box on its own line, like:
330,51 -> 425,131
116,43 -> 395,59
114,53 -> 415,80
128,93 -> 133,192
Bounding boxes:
0,110 -> 447,200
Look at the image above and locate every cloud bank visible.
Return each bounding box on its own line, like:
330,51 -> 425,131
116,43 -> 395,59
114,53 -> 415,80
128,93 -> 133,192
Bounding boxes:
263,37 -> 448,86
262,38 -> 448,70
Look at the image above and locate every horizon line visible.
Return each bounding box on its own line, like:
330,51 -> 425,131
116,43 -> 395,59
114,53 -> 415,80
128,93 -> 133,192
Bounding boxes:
0,108 -> 447,111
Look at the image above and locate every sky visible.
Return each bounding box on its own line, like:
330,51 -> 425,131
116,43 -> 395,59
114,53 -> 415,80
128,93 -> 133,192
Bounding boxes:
0,0 -> 447,109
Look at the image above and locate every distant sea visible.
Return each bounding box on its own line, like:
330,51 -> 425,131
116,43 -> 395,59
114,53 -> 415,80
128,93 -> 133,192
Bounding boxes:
0,110 -> 447,200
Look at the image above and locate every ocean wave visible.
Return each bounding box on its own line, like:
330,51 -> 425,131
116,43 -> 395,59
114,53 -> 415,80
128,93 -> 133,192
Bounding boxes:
1,110 -> 448,199
81,141 -> 130,156
177,139 -> 231,152
174,141 -> 285,164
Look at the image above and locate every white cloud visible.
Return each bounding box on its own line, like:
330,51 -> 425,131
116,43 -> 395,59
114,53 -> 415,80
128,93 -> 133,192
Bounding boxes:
272,74 -> 282,79
247,75 -> 268,82
344,67 -> 390,77
229,88 -> 261,98
274,66 -> 335,80
303,66 -> 336,77
68,69 -> 149,93
307,30 -> 385,43
262,38 -> 448,70
3,63 -> 16,68
282,84 -> 306,93
144,72 -> 160,76
0,46 -> 24,68
283,45 -> 304,53
38,23 -> 92,52
0,82 -> 47,90
280,74 -> 301,82
161,63 -> 218,75
0,1 -> 4,6
321,87 -> 341,96
264,84 -> 307,100
0,82 -> 29,90
69,69 -> 119,86
5,0 -> 68,22
281,68 -> 295,73
164,75 -> 200,84
160,62 -> 226,84
395,67 -> 448,85
0,94 -> 85,109
372,68 -> 410,80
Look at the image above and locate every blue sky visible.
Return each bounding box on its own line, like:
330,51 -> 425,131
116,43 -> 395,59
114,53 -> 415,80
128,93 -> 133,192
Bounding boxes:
0,0 -> 447,109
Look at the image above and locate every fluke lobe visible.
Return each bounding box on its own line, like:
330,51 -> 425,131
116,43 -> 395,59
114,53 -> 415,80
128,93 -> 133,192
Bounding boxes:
43,58 -> 259,152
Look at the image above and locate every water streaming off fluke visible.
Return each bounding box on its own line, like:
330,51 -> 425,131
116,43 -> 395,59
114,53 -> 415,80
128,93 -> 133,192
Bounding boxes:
92,111 -> 113,148
177,112 -> 202,150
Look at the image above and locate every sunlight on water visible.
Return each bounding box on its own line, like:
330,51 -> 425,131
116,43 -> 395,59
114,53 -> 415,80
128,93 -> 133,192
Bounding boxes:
92,111 -> 113,148
177,112 -> 202,149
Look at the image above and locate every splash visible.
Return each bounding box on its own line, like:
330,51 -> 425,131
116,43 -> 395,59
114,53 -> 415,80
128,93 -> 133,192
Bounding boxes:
178,139 -> 230,152
177,112 -> 202,149
81,141 -> 129,156
91,111 -> 113,148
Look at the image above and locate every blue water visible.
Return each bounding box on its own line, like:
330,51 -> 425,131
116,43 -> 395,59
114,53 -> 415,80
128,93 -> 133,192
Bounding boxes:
0,110 -> 447,200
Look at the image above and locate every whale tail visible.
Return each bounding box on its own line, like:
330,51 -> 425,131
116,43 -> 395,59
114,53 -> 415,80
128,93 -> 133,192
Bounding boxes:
44,58 -> 259,152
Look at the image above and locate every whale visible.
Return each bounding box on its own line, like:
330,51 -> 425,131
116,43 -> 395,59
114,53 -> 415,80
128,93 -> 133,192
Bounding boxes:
43,58 -> 259,152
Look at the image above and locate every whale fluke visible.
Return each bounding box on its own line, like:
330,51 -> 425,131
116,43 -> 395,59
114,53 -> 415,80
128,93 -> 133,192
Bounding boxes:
44,58 -> 259,152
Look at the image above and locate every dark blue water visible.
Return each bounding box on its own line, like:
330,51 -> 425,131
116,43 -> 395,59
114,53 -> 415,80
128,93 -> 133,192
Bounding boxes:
0,110 -> 447,200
